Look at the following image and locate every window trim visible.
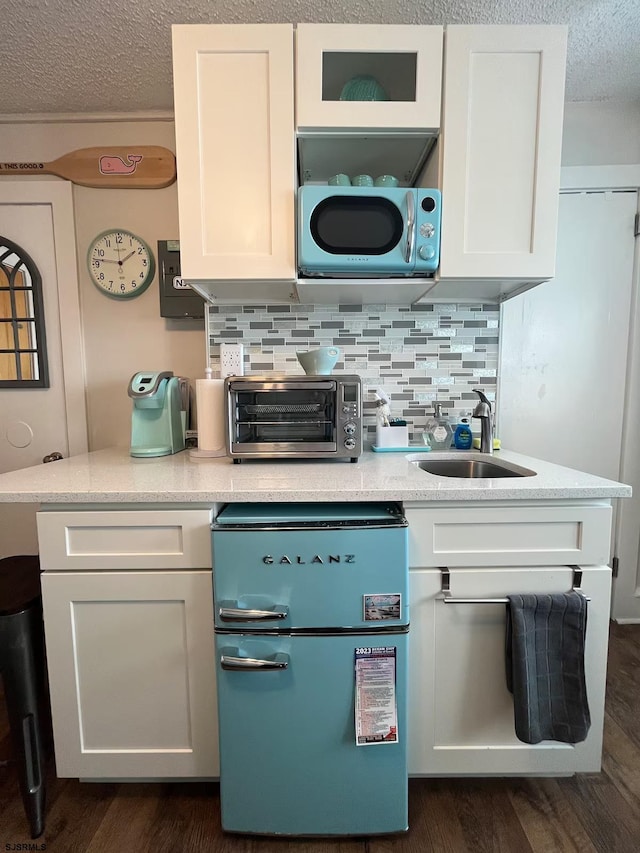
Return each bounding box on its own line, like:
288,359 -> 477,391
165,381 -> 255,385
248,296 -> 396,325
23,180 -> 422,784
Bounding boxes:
0,236 -> 50,388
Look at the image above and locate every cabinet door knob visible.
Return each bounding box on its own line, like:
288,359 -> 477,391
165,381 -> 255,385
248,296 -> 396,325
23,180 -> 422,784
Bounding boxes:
43,451 -> 64,463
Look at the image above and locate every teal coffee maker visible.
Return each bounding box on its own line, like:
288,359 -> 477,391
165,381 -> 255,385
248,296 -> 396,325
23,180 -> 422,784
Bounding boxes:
127,371 -> 187,457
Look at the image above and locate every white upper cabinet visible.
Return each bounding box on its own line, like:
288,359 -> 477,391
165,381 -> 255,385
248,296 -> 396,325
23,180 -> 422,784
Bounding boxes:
295,24 -> 443,133
436,25 -> 567,285
172,25 -> 296,296
170,23 -> 568,305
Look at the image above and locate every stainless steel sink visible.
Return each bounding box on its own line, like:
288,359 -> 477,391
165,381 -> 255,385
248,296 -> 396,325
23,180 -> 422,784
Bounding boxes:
408,453 -> 536,479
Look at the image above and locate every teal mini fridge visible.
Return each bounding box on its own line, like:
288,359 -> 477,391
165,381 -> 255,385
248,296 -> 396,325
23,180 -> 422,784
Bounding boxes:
212,502 -> 409,836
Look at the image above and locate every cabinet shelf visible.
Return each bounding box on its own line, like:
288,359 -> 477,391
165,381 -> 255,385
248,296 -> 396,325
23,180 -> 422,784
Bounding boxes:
297,134 -> 435,188
187,275 -> 547,307
295,276 -> 435,306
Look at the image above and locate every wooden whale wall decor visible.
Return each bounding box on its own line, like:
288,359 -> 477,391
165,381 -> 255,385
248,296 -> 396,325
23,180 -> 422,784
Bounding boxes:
0,146 -> 176,189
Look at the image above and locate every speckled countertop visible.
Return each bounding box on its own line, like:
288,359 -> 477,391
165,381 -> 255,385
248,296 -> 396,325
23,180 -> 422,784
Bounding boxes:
0,447 -> 631,504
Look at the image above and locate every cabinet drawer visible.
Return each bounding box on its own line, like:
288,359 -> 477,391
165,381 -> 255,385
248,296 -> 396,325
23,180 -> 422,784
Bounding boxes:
406,504 -> 612,568
37,509 -> 212,570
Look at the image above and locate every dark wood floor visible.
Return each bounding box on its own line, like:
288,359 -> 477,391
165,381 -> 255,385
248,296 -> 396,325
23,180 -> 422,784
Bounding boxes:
1,622 -> 639,853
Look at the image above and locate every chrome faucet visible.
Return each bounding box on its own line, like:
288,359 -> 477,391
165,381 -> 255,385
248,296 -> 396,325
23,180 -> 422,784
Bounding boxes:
472,389 -> 493,455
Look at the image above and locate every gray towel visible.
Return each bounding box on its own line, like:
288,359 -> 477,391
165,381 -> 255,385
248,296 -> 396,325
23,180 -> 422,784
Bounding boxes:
505,592 -> 590,745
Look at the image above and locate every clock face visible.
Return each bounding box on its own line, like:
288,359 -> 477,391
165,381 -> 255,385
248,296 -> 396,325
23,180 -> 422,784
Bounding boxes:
87,229 -> 155,299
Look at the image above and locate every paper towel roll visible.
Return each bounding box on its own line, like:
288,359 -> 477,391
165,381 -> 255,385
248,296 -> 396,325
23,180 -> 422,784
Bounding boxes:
195,378 -> 226,456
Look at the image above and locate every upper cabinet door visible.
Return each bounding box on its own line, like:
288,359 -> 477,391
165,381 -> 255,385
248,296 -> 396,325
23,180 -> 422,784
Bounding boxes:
295,24 -> 443,132
438,26 -> 567,281
172,24 -> 295,283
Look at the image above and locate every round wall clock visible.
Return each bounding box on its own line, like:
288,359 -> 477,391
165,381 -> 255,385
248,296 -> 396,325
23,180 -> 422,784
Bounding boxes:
87,229 -> 155,299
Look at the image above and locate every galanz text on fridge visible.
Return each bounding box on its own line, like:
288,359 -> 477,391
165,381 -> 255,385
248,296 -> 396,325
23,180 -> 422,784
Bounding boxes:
262,554 -> 356,565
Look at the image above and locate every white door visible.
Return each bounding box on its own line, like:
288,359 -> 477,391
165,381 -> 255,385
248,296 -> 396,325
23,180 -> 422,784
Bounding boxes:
0,182 -> 87,557
498,190 -> 637,477
498,187 -> 639,619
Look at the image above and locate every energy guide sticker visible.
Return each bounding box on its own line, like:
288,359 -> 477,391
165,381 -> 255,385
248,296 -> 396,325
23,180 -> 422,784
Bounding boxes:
354,646 -> 398,745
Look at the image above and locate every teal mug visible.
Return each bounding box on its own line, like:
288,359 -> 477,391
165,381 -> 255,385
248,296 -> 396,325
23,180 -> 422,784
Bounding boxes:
328,173 -> 351,186
374,174 -> 399,188
352,174 -> 374,187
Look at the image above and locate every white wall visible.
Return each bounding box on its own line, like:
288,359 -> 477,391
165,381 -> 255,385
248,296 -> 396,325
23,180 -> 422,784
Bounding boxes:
562,101 -> 640,166
0,119 -> 204,450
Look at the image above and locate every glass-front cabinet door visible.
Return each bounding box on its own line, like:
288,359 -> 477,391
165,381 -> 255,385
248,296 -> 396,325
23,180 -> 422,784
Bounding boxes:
295,24 -> 443,132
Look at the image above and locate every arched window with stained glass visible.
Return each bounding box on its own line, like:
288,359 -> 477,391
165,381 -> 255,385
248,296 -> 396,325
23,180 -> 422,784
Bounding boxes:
0,237 -> 49,388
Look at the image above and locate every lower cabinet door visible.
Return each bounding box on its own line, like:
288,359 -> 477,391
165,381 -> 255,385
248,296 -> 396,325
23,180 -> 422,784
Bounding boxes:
408,566 -> 611,776
41,570 -> 218,779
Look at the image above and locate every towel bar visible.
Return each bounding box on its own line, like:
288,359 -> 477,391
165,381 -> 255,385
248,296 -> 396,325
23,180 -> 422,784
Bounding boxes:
439,566 -> 591,604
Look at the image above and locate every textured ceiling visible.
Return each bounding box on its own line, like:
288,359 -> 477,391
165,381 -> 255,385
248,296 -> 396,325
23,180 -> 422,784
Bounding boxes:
1,0 -> 639,116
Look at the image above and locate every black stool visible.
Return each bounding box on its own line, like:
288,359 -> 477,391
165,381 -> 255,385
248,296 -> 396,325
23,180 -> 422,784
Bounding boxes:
0,555 -> 46,838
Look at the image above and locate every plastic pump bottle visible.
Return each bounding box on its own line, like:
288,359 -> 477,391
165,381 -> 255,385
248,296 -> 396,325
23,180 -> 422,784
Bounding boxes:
453,417 -> 473,450
424,403 -> 453,451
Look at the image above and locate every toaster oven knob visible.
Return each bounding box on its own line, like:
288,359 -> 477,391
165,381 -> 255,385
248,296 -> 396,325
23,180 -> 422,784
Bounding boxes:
344,437 -> 357,450
418,244 -> 436,261
420,222 -> 435,238
344,422 -> 357,435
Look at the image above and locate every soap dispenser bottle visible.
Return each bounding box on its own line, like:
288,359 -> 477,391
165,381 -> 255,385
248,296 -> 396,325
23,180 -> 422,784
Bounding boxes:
453,415 -> 473,450
424,403 -> 453,451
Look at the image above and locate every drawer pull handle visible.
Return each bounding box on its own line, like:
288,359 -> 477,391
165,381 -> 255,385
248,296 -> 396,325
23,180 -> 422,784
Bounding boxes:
220,653 -> 289,671
219,605 -> 288,621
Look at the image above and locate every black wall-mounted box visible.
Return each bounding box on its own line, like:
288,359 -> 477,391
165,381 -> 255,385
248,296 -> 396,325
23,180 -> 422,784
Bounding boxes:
157,240 -> 204,319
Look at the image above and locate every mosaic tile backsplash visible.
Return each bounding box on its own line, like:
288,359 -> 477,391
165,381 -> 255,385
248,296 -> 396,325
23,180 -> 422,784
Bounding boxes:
207,302 -> 499,446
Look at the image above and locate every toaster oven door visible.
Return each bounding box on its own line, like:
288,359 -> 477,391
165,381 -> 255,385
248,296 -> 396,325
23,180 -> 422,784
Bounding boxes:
228,381 -> 338,455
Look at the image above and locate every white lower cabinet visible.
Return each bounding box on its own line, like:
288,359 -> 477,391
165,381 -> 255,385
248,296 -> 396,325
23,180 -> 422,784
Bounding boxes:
41,570 -> 219,779
408,565 -> 611,776
37,500 -> 613,781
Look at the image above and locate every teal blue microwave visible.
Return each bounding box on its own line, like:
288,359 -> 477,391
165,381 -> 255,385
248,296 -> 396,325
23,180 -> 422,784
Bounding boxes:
298,186 -> 441,277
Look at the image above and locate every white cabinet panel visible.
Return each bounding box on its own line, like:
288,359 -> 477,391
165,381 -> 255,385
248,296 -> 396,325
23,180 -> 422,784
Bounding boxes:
296,24 -> 442,132
172,24 -> 295,286
438,26 -> 567,282
408,566 -> 611,776
42,570 -> 218,778
37,509 -> 212,570
406,503 -> 612,568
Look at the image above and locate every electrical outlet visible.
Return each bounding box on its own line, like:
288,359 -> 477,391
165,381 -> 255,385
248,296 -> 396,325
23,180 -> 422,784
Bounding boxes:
220,342 -> 244,377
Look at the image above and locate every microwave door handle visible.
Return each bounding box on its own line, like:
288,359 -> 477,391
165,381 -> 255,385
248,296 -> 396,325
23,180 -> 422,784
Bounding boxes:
404,191 -> 416,264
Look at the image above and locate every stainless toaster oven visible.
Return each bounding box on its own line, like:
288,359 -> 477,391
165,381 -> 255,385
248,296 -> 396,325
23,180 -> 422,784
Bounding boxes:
225,375 -> 362,462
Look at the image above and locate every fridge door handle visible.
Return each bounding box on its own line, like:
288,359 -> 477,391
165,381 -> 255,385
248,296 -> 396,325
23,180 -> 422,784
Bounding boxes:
220,652 -> 289,671
218,604 -> 289,621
